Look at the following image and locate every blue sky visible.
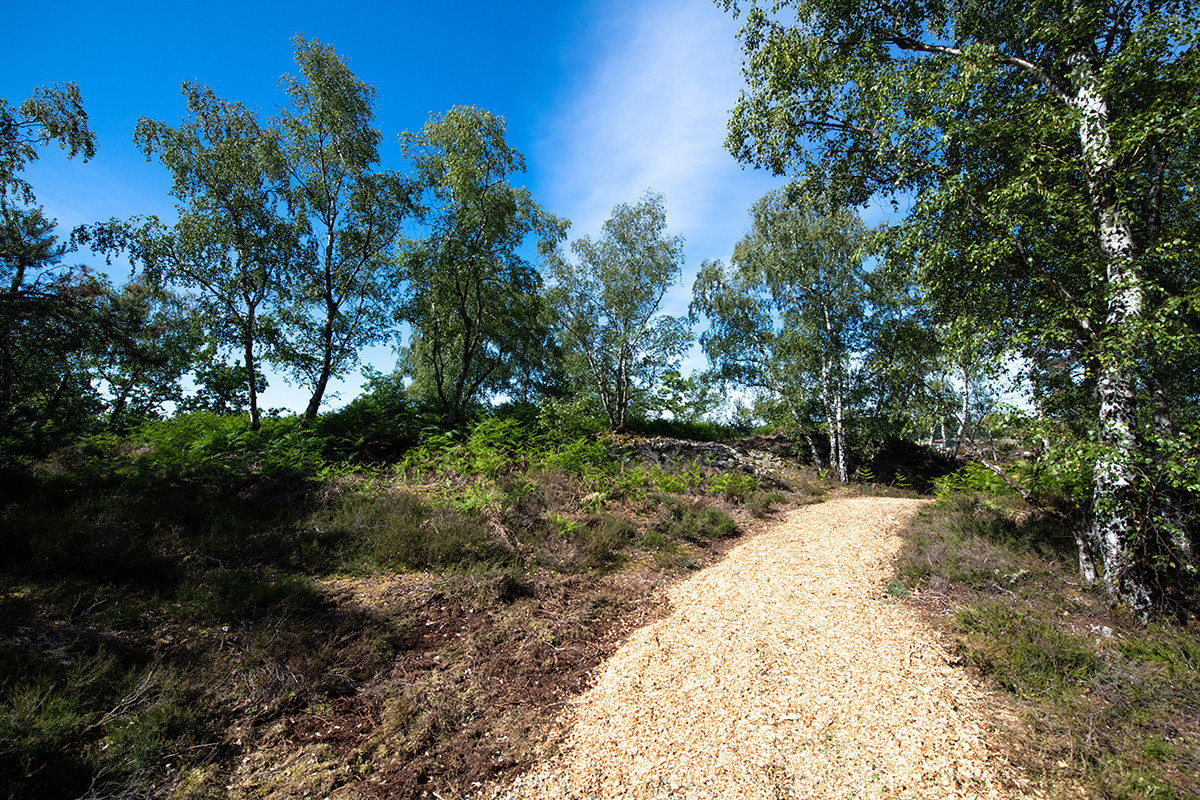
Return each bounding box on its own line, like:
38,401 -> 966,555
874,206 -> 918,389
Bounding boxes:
2,0 -> 887,412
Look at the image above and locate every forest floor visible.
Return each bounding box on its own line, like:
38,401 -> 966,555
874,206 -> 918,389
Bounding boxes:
484,496 -> 1035,800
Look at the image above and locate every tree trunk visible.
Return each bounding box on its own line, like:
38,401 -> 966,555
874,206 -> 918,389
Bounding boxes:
303,312 -> 336,422
820,357 -> 842,482
834,368 -> 847,484
804,432 -> 824,471
952,366 -> 969,459
1073,526 -> 1100,583
244,323 -> 261,431
1072,45 -> 1151,617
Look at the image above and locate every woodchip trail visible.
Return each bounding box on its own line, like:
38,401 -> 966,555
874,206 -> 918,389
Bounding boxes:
489,496 -> 1027,799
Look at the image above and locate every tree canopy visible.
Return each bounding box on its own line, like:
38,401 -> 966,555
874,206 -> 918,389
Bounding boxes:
719,0 -> 1200,615
547,192 -> 691,432
397,106 -> 566,427
274,36 -> 411,421
693,190 -> 868,480
128,83 -> 299,430
0,83 -> 106,447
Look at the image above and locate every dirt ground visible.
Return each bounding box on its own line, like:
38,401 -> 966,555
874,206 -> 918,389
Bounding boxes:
219,509 -> 750,800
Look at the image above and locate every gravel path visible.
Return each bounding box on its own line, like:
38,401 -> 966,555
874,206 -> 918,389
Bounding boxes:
488,496 -> 1023,799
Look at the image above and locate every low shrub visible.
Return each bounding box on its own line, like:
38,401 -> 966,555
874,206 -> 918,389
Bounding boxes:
176,567 -> 324,623
932,460 -> 1017,498
546,437 -> 616,478
709,470 -> 761,503
312,490 -> 512,572
893,492 -> 1200,799
577,514 -> 638,571
313,386 -> 420,463
626,416 -> 748,443
955,601 -> 1099,698
124,412 -> 325,482
746,490 -> 787,518
651,496 -> 739,543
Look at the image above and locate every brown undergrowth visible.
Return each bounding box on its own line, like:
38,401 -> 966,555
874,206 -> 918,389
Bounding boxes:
892,493 -> 1200,800
162,509 -> 763,800
1,437 -> 822,800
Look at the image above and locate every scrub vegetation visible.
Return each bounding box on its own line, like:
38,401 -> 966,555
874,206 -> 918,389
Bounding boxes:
893,483 -> 1200,799
1,409 -> 827,799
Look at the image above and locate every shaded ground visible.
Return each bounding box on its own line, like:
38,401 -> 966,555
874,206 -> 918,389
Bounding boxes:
214,518 -> 755,800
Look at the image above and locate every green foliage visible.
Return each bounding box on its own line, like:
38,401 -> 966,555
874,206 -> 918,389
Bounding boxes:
77,84 -> 298,432
719,0 -> 1200,615
708,470 -> 761,502
183,412 -> 322,479
125,412 -> 325,481
93,279 -> 198,431
0,82 -> 95,205
176,567 -> 323,623
274,37 -> 410,420
956,601 -> 1099,699
627,412 -> 748,443
932,461 -> 1016,498
692,189 -> 871,483
178,352 -> 268,417
313,490 -> 511,572
312,373 -> 420,462
546,436 -> 615,478
651,467 -> 691,495
537,395 -> 606,442
546,192 -> 692,432
614,463 -> 650,501
464,416 -> 533,479
0,87 -> 193,448
397,106 -> 567,427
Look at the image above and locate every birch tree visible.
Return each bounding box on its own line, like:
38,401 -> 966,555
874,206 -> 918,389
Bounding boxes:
130,83 -> 297,430
0,83 -> 101,444
274,37 -> 410,421
692,190 -> 867,480
546,192 -> 691,432
397,107 -> 565,427
719,0 -> 1200,616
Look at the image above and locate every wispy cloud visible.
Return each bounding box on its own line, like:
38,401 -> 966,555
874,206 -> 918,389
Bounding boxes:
531,0 -> 794,379
533,0 -> 787,264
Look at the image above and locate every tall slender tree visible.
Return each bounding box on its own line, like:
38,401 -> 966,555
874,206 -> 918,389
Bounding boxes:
397,106 -> 565,427
274,37 -> 411,420
546,192 -> 691,432
129,82 -> 297,430
0,83 -> 103,445
693,190 -> 868,480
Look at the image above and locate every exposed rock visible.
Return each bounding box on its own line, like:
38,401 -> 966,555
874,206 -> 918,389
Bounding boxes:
609,433 -> 796,480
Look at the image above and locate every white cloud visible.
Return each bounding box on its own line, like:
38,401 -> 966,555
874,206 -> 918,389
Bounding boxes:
534,0 -> 787,262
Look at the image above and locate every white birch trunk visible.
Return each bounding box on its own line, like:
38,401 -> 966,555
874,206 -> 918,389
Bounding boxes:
835,363 -> 847,484
1071,46 -> 1152,618
952,365 -> 969,460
